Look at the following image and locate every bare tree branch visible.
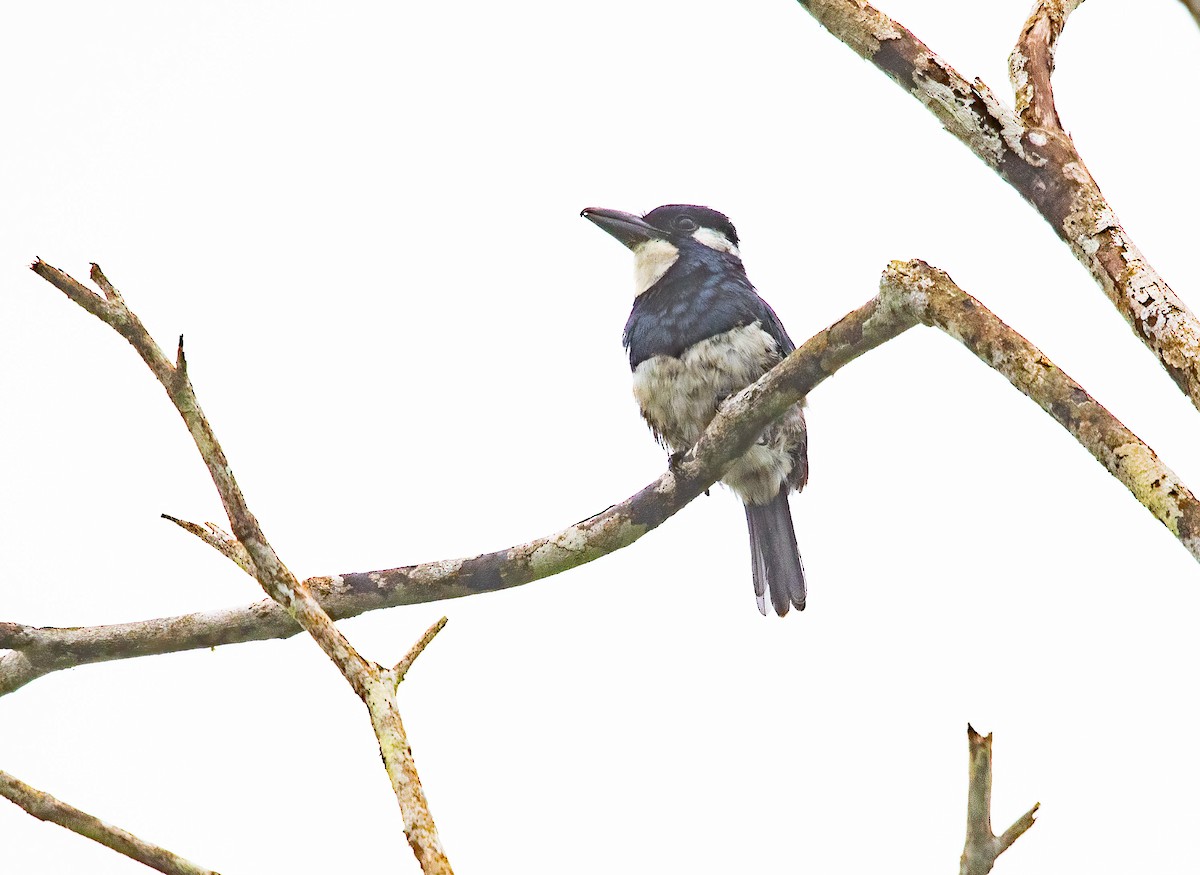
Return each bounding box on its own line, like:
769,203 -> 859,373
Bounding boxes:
882,260 -> 1200,558
7,259 -> 1197,700
795,0 -> 1200,412
161,515 -> 255,576
165,512 -> 453,870
393,617 -> 449,685
0,769 -> 219,875
1009,0 -> 1083,130
1182,0 -> 1200,29
363,631 -> 451,875
26,261 -> 454,874
960,725 -> 1038,875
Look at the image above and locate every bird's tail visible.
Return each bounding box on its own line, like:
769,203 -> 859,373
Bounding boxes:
744,491 -> 806,617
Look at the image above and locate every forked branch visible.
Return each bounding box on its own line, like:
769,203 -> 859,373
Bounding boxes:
26,261 -> 453,875
960,726 -> 1039,875
795,0 -> 1200,412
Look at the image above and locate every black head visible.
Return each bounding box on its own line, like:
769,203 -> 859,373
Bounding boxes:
642,204 -> 740,249
581,204 -> 741,254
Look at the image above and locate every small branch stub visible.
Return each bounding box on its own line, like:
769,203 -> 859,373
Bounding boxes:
393,617 -> 449,686
89,262 -> 124,304
161,514 -> 257,576
960,725 -> 1038,875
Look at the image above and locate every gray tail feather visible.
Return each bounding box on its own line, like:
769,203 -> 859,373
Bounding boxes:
744,491 -> 806,617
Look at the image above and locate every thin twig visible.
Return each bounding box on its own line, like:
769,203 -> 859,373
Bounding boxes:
794,0 -> 1200,412
89,262 -> 124,304
959,726 -> 1038,875
392,617 -> 449,686
0,769 -> 220,875
161,515 -> 255,576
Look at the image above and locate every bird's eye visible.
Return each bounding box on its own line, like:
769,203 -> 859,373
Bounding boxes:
675,216 -> 698,232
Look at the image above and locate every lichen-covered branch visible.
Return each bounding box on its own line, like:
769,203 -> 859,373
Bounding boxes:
883,260 -> 1200,557
1010,0 -> 1084,130
26,261 -> 453,875
959,726 -> 1039,875
8,259 -> 1198,701
0,769 -> 220,875
393,617 -> 449,685
795,0 -> 1200,413
165,525 -> 454,874
161,516 -> 255,576
361,643 -> 449,874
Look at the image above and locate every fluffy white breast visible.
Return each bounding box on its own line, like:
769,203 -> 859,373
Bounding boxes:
631,322 -> 779,449
631,322 -> 798,503
632,239 -> 679,296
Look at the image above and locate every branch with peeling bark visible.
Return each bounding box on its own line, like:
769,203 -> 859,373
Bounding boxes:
20,261 -> 454,874
796,0 -> 1200,411
960,726 -> 1039,875
6,258 -> 1197,704
0,770 -> 219,875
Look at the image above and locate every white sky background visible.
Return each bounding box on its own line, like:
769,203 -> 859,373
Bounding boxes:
2,1 -> 1199,872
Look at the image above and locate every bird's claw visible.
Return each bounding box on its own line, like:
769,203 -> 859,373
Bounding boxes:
668,450 -> 709,495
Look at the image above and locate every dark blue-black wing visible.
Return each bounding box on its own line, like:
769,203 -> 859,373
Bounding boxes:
624,249 -> 794,367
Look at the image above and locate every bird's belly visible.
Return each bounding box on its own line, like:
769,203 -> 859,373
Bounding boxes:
631,322 -> 778,450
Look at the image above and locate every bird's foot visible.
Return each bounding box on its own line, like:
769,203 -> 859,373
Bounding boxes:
668,450 -> 710,495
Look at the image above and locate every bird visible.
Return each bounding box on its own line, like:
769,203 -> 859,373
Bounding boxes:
581,204 -> 807,616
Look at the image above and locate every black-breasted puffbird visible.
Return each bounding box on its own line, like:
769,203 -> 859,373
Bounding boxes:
581,204 -> 807,616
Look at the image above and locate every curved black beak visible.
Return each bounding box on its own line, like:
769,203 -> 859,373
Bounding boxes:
581,207 -> 665,250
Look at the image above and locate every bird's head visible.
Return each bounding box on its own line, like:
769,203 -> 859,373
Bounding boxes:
581,204 -> 742,295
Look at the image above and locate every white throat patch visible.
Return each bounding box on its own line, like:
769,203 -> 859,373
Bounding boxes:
633,239 -> 680,296
691,227 -> 740,256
